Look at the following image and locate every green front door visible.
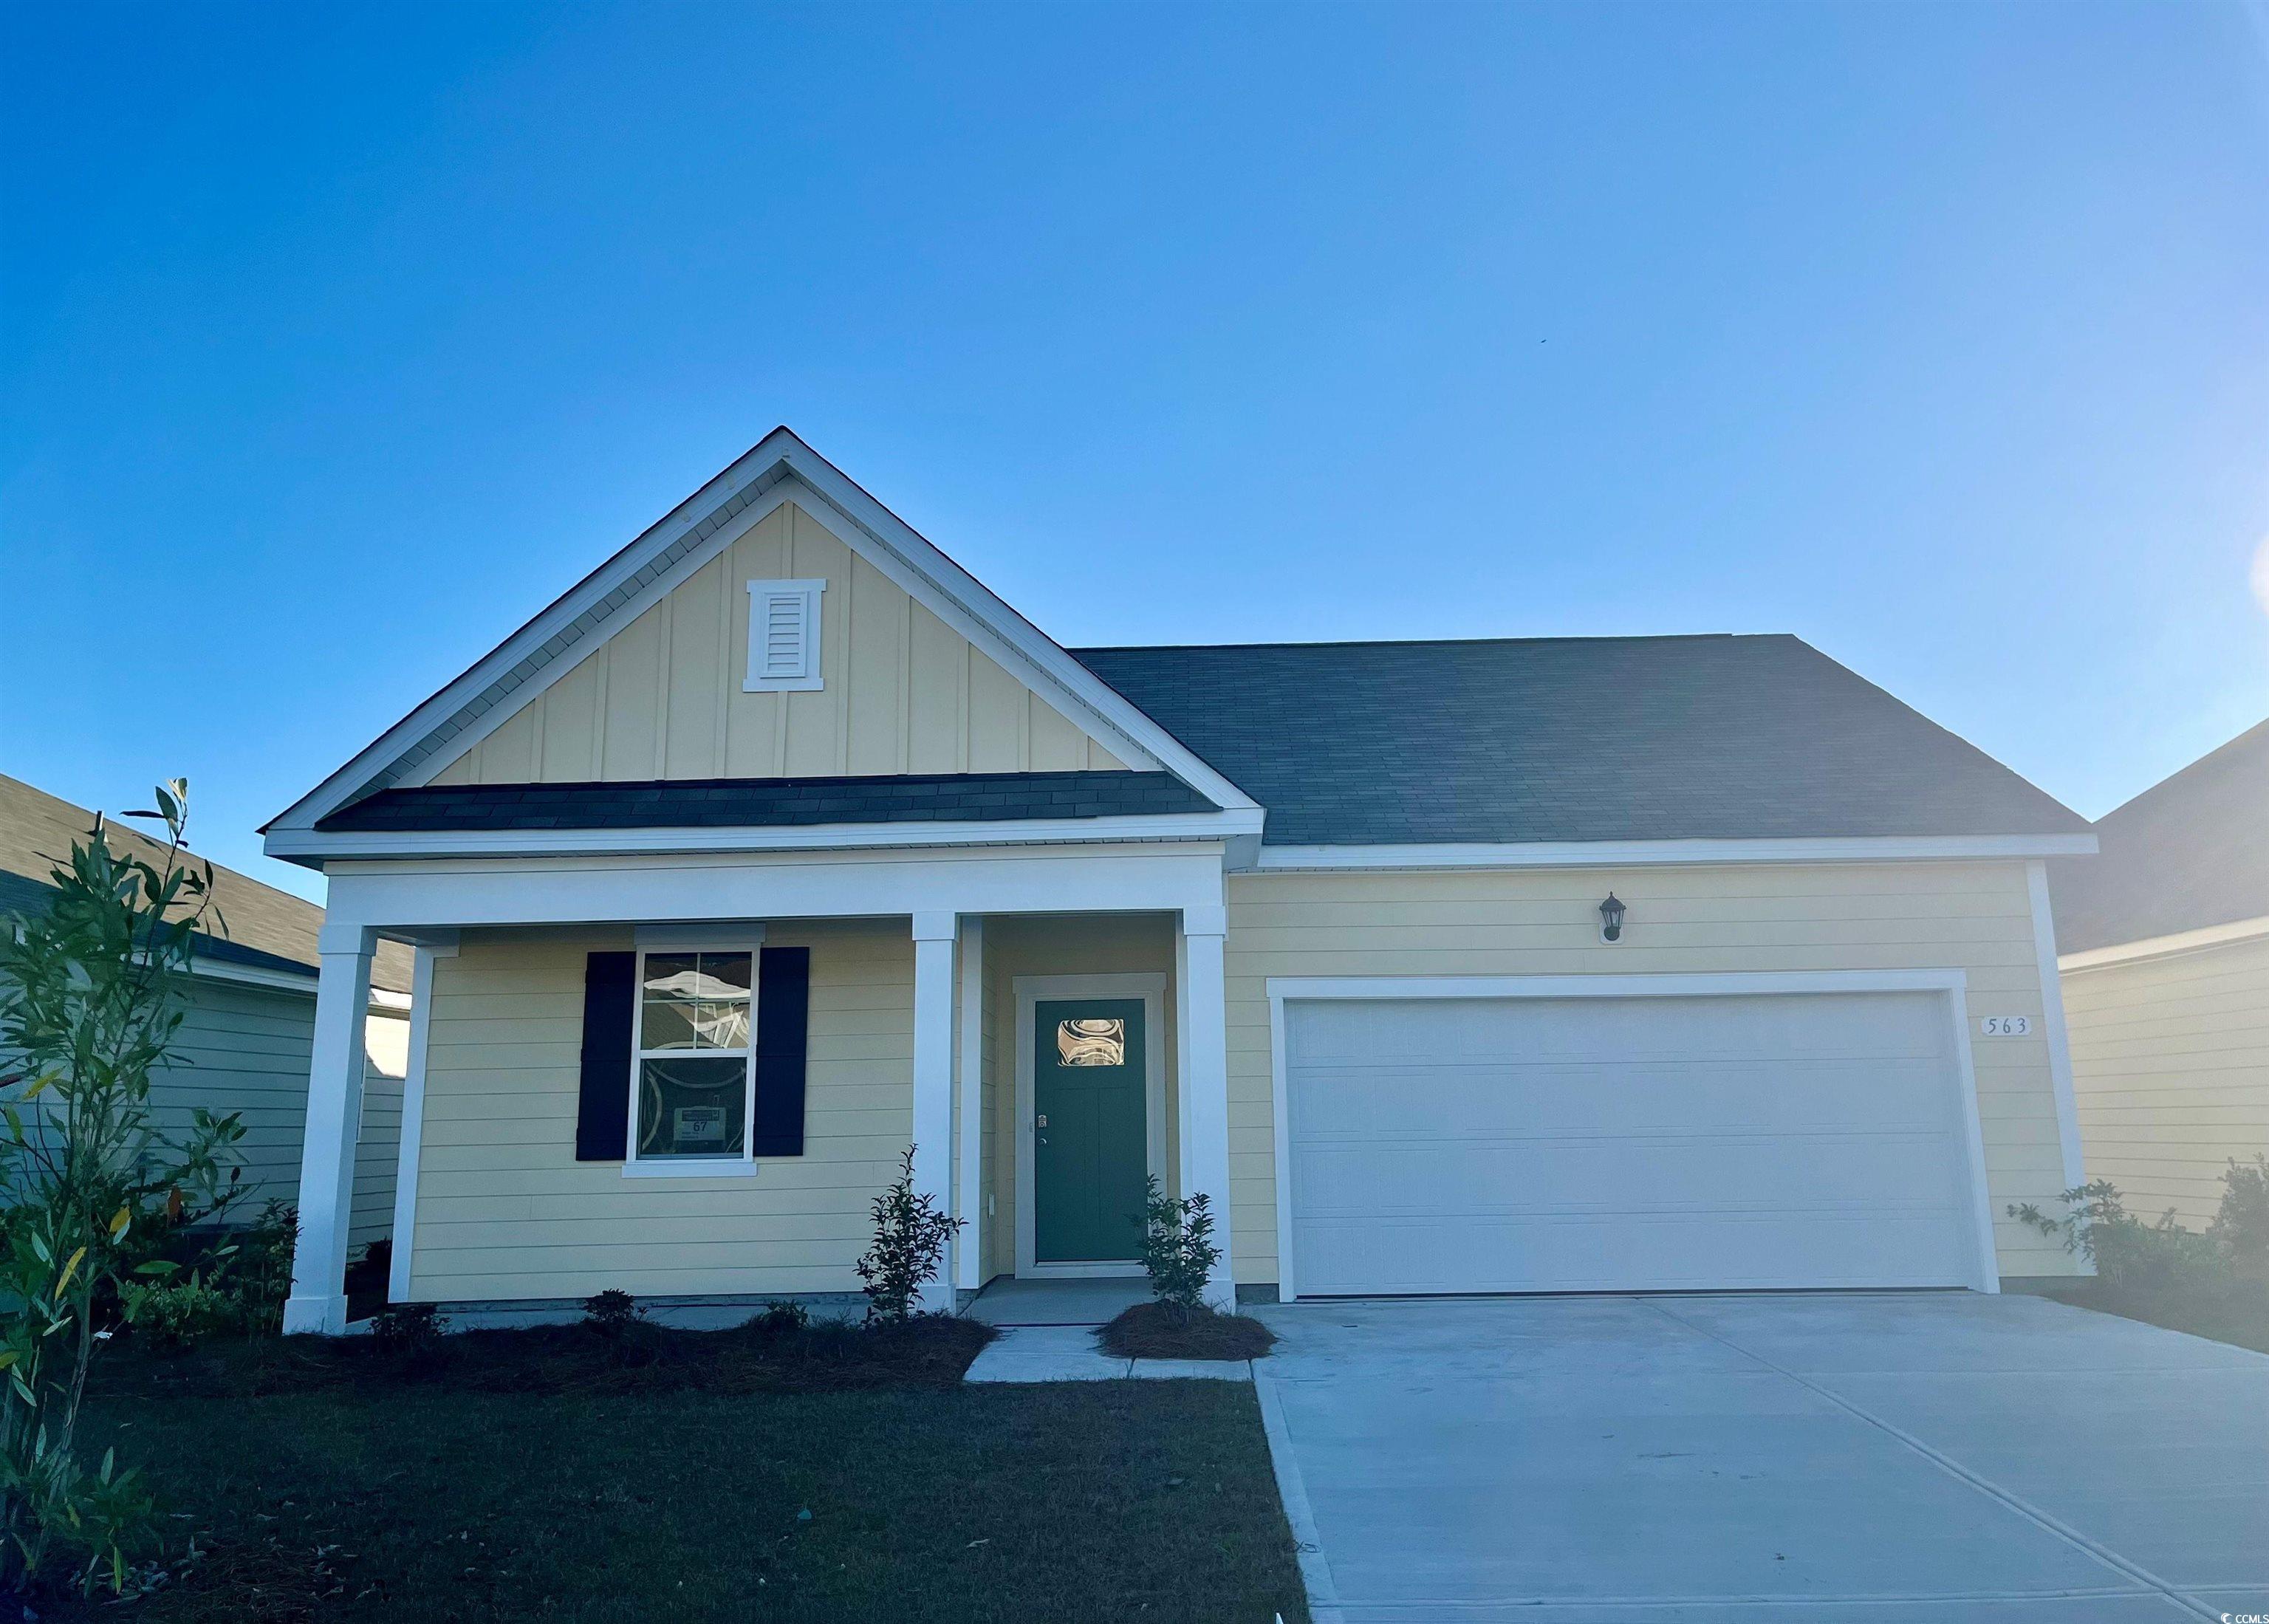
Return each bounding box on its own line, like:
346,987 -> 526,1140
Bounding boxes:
1033,998 -> 1148,1264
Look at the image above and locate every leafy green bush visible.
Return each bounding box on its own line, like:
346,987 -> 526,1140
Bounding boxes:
855,1146 -> 961,1324
119,1270 -> 241,1351
0,781 -> 247,1597
2209,1155 -> 2269,1272
582,1289 -> 640,1337
2013,1174 -> 2250,1291
370,1302 -> 445,1362
1137,1176 -> 1219,1323
745,1300 -> 810,1337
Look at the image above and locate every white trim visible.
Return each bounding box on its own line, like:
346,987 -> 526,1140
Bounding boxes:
2025,861 -> 2088,1194
1264,970 -> 1998,1302
267,431 -> 1259,835
318,844 -> 1231,943
2058,912 -> 2269,973
270,807 -> 1262,864
185,956 -> 315,994
635,922 -> 765,949
954,917 -> 985,1292
1250,835 -> 2098,871
1013,973 -> 1168,1279
744,578 -> 825,692
387,940 -> 451,1305
621,943 -> 761,1179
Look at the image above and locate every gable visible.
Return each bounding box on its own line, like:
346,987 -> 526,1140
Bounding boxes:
425,501 -> 1131,787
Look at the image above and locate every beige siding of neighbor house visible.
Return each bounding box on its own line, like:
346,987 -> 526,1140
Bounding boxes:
151,984 -> 402,1250
1222,860 -> 2084,1286
425,501 -> 1130,787
408,919 -> 914,1302
2061,932 -> 2269,1230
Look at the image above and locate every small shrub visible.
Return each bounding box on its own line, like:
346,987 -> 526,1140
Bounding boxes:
745,1300 -> 810,1338
2011,1180 -> 2229,1292
2209,1155 -> 2269,1272
581,1289 -> 641,1337
120,1271 -> 240,1351
369,1302 -> 445,1360
855,1145 -> 961,1324
1137,1177 -> 1220,1324
230,1200 -> 297,1334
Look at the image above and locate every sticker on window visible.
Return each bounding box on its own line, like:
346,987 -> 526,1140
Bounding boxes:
1056,1018 -> 1126,1067
672,1106 -> 730,1148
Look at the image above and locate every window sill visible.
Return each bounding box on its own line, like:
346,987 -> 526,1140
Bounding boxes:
621,1159 -> 760,1180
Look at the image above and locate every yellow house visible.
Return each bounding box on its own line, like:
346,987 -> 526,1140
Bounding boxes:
2052,722 -> 2269,1228
263,429 -> 2098,1334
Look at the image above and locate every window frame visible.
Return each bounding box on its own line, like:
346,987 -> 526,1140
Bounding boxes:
743,578 -> 827,693
621,942 -> 763,1179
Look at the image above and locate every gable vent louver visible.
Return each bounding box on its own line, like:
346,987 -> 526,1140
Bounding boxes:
745,580 -> 826,692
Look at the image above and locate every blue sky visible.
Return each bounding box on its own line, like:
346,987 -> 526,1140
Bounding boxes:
4,2 -> 2267,902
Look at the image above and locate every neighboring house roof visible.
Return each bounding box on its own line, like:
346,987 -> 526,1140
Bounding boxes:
0,774 -> 412,994
320,771 -> 1214,833
2048,718 -> 2269,954
1072,634 -> 2090,846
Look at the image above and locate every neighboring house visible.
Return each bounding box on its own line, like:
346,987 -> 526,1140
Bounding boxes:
1,774 -> 413,1247
263,428 -> 2097,1335
2051,721 -> 2269,1228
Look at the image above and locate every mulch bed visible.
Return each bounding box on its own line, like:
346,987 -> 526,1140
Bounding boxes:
2023,1275 -> 2269,1356
1098,1301 -> 1276,1361
90,1311 -> 996,1399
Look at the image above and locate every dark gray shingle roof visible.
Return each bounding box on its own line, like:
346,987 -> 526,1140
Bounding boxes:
2048,719 -> 2269,953
1072,634 -> 2086,846
319,771 -> 1215,833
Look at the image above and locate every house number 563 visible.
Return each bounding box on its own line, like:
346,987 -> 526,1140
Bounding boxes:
1979,1015 -> 2032,1037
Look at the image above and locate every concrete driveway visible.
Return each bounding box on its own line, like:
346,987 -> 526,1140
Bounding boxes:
1252,1292 -> 2269,1623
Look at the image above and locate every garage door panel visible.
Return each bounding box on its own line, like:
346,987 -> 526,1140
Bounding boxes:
1295,1209 -> 1980,1295
1293,1131 -> 1965,1218
1292,1058 -> 1958,1138
1284,992 -> 1982,1296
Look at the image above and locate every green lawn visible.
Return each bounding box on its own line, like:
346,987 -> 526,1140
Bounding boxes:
64,1332 -> 1308,1623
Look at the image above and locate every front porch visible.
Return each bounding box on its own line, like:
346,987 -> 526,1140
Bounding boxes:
280,843 -> 1237,1334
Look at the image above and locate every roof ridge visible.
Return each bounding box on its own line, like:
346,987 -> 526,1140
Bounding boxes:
1071,632 -> 1770,655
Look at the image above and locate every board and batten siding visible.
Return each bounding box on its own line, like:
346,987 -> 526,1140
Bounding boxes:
426,501 -> 1129,788
151,981 -> 402,1250
2061,932 -> 2269,1230
408,919 -> 913,1302
1222,860 -> 2083,1286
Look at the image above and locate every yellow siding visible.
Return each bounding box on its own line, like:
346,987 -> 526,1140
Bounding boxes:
408,920 -> 913,1302
2062,933 -> 2269,1229
428,503 -> 1131,787
1222,861 -> 2081,1285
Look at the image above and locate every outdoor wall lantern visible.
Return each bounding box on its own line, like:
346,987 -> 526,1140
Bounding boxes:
1598,893 -> 1627,944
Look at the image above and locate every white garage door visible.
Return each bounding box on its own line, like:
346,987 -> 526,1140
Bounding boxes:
1283,992 -> 1985,1296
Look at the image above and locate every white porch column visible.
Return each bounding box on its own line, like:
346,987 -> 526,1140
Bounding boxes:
282,930 -> 375,1335
954,917 -> 985,1293
1176,905 -> 1236,1312
911,911 -> 959,1314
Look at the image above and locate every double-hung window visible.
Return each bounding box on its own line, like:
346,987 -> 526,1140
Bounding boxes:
627,949 -> 756,1171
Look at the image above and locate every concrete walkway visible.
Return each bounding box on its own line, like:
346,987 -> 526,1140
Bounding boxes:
964,1323 -> 1254,1383
1253,1292 -> 2269,1623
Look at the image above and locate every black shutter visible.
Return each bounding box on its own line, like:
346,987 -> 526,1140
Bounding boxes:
750,945 -> 810,1157
575,951 -> 635,1161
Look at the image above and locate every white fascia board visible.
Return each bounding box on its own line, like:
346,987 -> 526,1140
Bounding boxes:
185,956 -> 318,996
269,806 -> 1263,863
2058,912 -> 2269,973
317,842 -> 1231,942
268,428 -> 1253,843
1248,834 -> 2100,871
